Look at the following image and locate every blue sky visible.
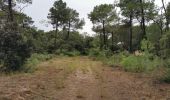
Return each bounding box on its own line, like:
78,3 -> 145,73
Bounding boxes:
23,0 -> 168,34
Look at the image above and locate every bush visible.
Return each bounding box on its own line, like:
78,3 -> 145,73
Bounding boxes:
163,59 -> 170,68
24,53 -> 54,72
160,31 -> 170,58
89,49 -> 163,73
89,48 -> 101,57
121,55 -> 147,72
89,48 -> 113,60
104,51 -> 129,66
55,49 -> 80,57
0,31 -> 32,72
64,51 -> 80,57
121,54 -> 163,73
159,59 -> 170,83
161,68 -> 170,83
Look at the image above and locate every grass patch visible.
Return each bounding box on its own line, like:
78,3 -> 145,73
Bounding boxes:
23,53 -> 54,73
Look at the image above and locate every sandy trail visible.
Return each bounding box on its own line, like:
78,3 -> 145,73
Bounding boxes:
0,57 -> 169,100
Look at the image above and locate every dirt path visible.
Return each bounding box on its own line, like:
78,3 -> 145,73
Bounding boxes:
0,56 -> 170,100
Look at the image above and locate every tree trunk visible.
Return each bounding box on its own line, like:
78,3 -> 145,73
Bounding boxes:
100,32 -> 103,50
129,12 -> 133,53
8,0 -> 13,22
55,21 -> 58,48
162,0 -> 169,31
102,20 -> 106,49
160,20 -> 163,35
67,20 -> 71,40
140,0 -> 146,39
111,32 -> 114,51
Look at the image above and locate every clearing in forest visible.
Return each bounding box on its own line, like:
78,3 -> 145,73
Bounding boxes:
0,56 -> 170,100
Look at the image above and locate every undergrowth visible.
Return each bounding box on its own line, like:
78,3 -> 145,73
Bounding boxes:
23,53 -> 54,73
89,49 -> 170,83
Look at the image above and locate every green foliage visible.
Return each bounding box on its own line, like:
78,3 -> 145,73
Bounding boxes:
48,0 -> 84,34
106,51 -> 130,65
160,31 -> 170,58
64,7 -> 85,31
121,54 -> 163,73
89,48 -> 101,57
0,0 -> 169,81
160,68 -> 170,83
163,59 -> 170,68
48,0 -> 67,27
60,50 -> 80,57
89,48 -> 113,61
88,4 -> 118,49
24,53 -> 54,72
159,59 -> 170,83
0,30 -> 32,72
88,4 -> 117,24
90,49 -> 163,73
141,39 -> 155,52
118,0 -> 138,17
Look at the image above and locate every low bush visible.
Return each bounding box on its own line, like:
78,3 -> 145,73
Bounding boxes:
23,53 -> 54,72
121,55 -> 147,72
89,48 -> 101,57
163,59 -> 170,68
160,59 -> 170,83
89,48 -> 113,61
55,49 -> 81,57
104,51 -> 129,66
63,51 -> 81,57
91,50 -> 164,73
160,68 -> 170,83
121,54 -> 163,73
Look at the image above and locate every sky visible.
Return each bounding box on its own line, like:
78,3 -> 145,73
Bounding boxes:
23,0 -> 169,34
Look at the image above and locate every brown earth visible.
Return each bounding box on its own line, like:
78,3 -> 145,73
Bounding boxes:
0,56 -> 170,100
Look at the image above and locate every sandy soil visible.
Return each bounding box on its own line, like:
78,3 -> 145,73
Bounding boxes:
0,56 -> 170,100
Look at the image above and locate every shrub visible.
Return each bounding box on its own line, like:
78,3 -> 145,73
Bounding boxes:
163,59 -> 170,68
161,68 -> 170,83
63,51 -> 80,57
89,48 -> 113,60
121,55 -> 146,72
55,49 -> 81,57
0,31 -> 32,72
160,31 -> 170,58
24,53 -> 54,72
121,54 -> 163,73
89,48 -> 101,57
105,51 -> 128,66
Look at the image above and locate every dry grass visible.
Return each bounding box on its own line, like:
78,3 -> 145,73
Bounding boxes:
0,56 -> 169,100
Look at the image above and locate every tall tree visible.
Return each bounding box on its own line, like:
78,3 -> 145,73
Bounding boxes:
64,8 -> 85,39
139,0 -> 146,39
162,0 -> 169,31
0,0 -> 33,71
118,0 -> 137,52
7,0 -> 32,22
48,0 -> 67,47
8,0 -> 13,21
165,2 -> 170,31
88,4 -> 117,49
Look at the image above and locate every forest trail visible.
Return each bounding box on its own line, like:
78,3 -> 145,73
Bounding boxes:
0,56 -> 170,100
